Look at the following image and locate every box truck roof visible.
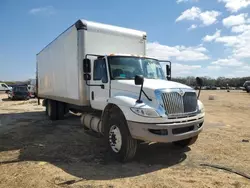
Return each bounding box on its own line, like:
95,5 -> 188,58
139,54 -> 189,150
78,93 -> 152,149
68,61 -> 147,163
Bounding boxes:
37,19 -> 146,55
78,19 -> 146,38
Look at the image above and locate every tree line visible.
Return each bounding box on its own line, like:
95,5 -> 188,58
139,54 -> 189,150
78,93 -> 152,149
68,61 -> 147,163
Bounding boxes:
1,76 -> 250,88
172,76 -> 250,87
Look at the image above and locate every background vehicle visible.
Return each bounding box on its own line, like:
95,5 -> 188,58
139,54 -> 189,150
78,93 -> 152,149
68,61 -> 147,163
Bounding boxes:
243,81 -> 250,93
29,79 -> 37,97
37,19 -> 205,162
8,86 -> 30,100
211,86 -> 217,90
27,84 -> 36,98
0,82 -> 12,93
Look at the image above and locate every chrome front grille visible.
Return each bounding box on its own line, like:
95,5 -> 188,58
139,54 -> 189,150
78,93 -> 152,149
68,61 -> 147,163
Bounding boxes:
161,91 -> 197,117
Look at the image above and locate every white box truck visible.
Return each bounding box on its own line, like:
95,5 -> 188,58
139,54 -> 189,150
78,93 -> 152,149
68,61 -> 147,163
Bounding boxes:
37,19 -> 205,162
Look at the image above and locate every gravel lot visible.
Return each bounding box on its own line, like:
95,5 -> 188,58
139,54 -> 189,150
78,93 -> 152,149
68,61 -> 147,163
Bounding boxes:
0,91 -> 249,188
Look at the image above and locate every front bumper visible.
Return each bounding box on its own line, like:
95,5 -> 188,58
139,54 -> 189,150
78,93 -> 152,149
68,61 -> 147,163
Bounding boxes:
127,117 -> 204,143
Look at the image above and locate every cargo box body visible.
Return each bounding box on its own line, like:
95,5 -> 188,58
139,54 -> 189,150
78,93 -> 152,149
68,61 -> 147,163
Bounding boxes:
37,19 -> 146,106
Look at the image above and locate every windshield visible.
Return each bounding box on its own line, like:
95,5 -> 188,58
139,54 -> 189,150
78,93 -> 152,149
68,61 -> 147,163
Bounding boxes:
108,56 -> 165,80
14,87 -> 28,92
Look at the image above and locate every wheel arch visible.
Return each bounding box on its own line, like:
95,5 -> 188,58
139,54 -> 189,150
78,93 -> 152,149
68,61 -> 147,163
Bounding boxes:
101,103 -> 126,134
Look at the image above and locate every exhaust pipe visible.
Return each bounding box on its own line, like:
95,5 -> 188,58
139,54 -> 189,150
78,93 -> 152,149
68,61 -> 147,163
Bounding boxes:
81,114 -> 103,134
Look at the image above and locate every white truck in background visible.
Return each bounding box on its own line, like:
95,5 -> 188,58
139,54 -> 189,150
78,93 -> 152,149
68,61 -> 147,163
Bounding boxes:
28,79 -> 37,98
37,19 -> 205,162
0,82 -> 12,93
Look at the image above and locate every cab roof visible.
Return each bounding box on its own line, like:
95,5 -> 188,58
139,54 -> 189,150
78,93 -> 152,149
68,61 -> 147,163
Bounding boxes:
108,53 -> 156,59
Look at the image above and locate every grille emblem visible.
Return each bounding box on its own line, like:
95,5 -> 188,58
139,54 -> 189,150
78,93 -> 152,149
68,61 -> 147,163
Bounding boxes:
178,89 -> 185,96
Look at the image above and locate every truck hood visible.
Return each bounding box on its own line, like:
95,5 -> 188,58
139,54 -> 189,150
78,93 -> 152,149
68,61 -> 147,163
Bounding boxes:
111,79 -> 193,98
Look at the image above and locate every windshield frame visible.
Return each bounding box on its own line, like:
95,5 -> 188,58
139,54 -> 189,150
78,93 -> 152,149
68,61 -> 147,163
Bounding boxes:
107,56 -> 166,80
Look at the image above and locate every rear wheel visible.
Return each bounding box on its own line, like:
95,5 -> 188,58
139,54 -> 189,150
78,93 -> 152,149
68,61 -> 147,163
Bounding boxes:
57,101 -> 65,120
173,135 -> 198,147
47,100 -> 57,120
105,107 -> 137,162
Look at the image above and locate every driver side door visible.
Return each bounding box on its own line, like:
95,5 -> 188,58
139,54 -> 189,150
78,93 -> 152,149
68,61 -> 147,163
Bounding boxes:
90,58 -> 110,110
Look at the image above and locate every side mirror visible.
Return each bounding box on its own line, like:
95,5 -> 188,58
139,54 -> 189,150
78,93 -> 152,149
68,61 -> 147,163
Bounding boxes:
135,75 -> 144,85
196,77 -> 203,86
84,73 -> 91,81
83,58 -> 91,73
166,65 -> 171,80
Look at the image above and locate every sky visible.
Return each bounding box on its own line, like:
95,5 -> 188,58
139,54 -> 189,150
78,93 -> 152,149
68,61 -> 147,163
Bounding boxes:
0,0 -> 250,81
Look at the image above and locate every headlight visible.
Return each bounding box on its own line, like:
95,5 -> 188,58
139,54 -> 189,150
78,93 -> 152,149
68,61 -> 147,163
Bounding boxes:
130,107 -> 160,118
197,100 -> 205,113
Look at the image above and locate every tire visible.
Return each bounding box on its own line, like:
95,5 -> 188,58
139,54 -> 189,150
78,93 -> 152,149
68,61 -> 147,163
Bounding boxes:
43,99 -> 48,115
45,106 -> 48,115
104,107 -> 137,162
57,101 -> 65,120
47,100 -> 57,120
64,105 -> 69,115
173,135 -> 198,147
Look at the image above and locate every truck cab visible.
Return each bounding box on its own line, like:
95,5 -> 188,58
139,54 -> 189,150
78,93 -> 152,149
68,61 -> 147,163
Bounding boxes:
81,54 -> 205,161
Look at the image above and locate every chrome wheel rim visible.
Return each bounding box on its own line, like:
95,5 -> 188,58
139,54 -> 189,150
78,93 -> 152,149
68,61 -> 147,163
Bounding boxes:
109,125 -> 122,153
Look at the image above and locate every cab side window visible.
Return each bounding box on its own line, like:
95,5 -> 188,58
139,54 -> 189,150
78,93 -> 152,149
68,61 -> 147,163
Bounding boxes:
93,59 -> 108,83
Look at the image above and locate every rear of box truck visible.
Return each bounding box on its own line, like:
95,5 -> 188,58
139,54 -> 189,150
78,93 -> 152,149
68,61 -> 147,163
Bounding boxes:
37,25 -> 89,106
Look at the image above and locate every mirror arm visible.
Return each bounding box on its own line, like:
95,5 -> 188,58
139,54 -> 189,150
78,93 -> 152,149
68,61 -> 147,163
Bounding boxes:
136,84 -> 152,103
197,85 -> 201,99
136,84 -> 143,103
142,90 -> 152,101
85,80 -> 104,89
196,77 -> 203,99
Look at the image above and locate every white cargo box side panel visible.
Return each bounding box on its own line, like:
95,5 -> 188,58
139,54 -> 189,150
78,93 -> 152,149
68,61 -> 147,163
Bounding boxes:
37,26 -> 80,103
84,22 -> 146,56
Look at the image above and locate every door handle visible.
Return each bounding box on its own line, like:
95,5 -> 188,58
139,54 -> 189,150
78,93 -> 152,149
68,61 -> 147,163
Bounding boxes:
91,91 -> 94,100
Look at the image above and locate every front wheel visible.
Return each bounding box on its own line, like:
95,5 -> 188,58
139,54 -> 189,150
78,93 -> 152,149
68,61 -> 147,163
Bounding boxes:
173,135 -> 198,147
105,108 -> 137,162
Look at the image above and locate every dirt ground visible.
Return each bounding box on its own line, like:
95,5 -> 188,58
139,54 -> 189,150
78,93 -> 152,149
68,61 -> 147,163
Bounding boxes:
0,91 -> 249,188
